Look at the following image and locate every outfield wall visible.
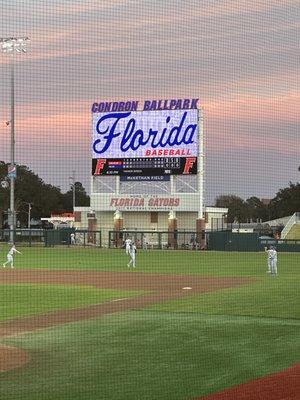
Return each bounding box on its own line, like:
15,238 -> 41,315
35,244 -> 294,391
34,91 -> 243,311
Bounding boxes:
207,231 -> 300,252
1,229 -> 300,251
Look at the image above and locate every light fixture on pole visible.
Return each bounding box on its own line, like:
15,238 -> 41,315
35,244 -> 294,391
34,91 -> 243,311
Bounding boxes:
0,37 -> 29,242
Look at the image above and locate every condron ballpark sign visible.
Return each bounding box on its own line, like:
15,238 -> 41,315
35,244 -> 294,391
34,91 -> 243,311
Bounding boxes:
92,99 -> 200,177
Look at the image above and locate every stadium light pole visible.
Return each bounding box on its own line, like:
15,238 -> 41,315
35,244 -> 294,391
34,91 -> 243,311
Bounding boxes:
0,37 -> 29,242
24,202 -> 32,228
69,171 -> 76,211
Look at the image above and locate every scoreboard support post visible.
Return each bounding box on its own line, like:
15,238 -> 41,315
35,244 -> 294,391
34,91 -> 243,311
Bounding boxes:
168,213 -> 178,249
113,210 -> 123,247
116,176 -> 120,195
198,108 -> 204,220
196,109 -> 205,249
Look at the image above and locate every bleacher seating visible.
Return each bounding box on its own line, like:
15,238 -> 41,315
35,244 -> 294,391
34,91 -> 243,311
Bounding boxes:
285,223 -> 300,240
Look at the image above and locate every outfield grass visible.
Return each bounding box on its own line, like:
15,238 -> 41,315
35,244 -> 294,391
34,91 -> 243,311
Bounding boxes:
2,311 -> 299,400
0,284 -> 143,322
1,245 -> 299,277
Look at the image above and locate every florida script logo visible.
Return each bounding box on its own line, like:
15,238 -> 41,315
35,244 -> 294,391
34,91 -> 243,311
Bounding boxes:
92,110 -> 198,158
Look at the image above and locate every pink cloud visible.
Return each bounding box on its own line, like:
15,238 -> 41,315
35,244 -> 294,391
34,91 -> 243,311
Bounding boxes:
1,1 -> 297,66
48,1 -> 124,15
203,91 -> 300,123
0,88 -> 297,160
205,127 -> 300,155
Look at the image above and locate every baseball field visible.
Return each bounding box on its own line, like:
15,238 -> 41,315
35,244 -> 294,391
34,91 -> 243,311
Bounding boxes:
0,246 -> 299,400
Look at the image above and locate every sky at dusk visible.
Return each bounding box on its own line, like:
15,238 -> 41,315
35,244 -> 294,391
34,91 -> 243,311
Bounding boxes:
0,0 -> 299,204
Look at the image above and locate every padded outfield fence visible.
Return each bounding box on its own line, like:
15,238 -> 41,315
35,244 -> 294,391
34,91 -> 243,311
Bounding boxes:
206,231 -> 300,252
1,229 -> 299,252
0,229 -> 102,247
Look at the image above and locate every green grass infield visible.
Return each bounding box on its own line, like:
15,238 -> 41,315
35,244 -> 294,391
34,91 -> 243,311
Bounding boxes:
0,284 -> 143,322
147,276 -> 300,319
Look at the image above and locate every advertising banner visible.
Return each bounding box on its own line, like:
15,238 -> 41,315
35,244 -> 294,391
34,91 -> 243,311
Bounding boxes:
7,164 -> 17,179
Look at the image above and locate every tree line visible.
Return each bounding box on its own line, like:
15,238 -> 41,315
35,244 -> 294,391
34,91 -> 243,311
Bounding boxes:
0,162 -> 89,227
0,161 -> 299,228
215,182 -> 300,223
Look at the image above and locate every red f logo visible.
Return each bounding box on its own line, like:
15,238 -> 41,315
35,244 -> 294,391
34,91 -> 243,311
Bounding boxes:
183,157 -> 196,174
94,159 -> 106,175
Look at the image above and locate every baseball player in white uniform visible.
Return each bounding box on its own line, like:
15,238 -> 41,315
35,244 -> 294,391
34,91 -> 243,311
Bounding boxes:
265,245 -> 278,276
3,244 -> 21,268
125,237 -> 132,255
142,235 -> 148,250
127,243 -> 136,268
70,233 -> 75,245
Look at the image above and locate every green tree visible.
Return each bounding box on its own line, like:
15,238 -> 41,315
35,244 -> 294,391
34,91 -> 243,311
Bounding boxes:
0,162 -> 89,227
245,196 -> 268,222
62,182 -> 90,211
215,195 -> 248,223
0,162 -> 10,227
13,164 -> 65,225
268,182 -> 300,219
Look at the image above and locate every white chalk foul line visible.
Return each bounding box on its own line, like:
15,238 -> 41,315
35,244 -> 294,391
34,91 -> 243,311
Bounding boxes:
111,298 -> 129,302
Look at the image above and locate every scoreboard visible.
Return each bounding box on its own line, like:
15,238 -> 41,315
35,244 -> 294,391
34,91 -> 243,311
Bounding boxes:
92,157 -> 197,176
89,99 -> 204,215
91,108 -> 200,178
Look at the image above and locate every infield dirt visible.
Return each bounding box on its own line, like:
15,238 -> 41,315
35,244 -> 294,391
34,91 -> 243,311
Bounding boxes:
3,270 -> 298,400
195,363 -> 300,400
0,270 -> 252,372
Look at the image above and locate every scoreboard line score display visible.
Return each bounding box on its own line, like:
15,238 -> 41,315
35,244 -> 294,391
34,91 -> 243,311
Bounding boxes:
91,100 -> 200,177
92,157 -> 197,176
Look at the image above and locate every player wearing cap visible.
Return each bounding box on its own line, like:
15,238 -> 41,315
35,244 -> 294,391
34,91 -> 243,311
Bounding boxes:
125,237 -> 132,255
127,243 -> 136,268
265,245 -> 278,276
3,244 -> 21,269
70,233 -> 75,245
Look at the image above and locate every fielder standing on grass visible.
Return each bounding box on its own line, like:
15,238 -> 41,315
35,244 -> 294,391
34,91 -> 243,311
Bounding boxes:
142,235 -> 148,250
2,244 -> 21,269
127,242 -> 137,268
70,232 -> 75,245
265,245 -> 278,276
125,237 -> 132,255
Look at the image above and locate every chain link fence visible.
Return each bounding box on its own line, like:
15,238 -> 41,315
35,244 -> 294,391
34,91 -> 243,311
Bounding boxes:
108,230 -> 204,250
